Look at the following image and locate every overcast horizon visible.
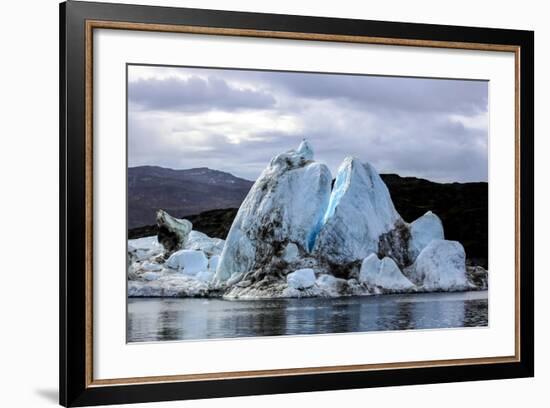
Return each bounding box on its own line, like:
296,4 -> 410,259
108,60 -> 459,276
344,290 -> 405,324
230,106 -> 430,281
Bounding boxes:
128,65 -> 488,183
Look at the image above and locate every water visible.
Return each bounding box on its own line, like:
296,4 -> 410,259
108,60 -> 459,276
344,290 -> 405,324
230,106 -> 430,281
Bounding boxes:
127,291 -> 488,343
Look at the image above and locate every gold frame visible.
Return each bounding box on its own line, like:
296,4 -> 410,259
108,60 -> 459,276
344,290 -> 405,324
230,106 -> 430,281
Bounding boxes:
84,20 -> 521,388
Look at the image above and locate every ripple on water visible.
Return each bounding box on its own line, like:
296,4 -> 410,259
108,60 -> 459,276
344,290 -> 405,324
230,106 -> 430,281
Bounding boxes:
127,291 -> 488,342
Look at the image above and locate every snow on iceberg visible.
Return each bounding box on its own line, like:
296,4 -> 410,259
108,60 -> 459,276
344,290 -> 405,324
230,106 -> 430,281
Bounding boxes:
215,141 -> 332,284
408,211 -> 444,261
406,239 -> 469,291
314,157 -> 402,264
166,250 -> 209,275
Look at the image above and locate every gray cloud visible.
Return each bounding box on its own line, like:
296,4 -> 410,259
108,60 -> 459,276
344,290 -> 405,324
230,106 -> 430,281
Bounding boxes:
267,72 -> 487,115
128,75 -> 276,111
128,66 -> 488,183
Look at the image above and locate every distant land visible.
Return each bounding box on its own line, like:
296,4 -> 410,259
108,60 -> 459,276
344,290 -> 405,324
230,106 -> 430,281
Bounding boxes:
128,166 -> 488,267
128,166 -> 253,228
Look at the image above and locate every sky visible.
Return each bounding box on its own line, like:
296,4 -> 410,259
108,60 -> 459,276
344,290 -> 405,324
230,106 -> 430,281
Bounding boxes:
128,64 -> 488,183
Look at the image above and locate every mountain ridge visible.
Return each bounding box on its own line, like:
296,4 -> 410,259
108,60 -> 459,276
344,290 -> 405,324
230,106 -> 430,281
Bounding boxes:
128,165 -> 254,228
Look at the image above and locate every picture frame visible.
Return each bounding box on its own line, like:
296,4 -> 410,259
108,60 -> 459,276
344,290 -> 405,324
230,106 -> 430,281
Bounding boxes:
59,1 -> 534,406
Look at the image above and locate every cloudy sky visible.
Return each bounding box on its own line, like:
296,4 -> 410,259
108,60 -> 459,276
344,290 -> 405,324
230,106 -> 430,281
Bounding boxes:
128,64 -> 488,183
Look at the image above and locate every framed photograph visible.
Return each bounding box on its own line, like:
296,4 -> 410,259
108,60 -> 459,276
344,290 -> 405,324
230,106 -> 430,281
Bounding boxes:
60,1 -> 534,406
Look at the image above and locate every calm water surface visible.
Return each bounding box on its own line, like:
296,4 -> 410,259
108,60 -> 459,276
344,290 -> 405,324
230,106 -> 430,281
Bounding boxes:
127,291 -> 488,342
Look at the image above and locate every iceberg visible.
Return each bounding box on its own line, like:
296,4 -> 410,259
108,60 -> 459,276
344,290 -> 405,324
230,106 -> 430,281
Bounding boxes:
196,270 -> 215,282
186,230 -> 225,256
156,209 -> 192,254
315,274 -> 348,297
359,254 -> 415,293
127,141 -> 487,299
128,235 -> 163,262
142,271 -> 161,281
359,254 -> 382,284
282,242 -> 299,263
287,268 -> 316,289
406,239 -> 469,291
376,257 -> 414,292
140,261 -> 163,272
214,141 -> 332,284
208,255 -> 220,271
166,249 -> 209,275
296,138 -> 314,160
314,157 -> 403,265
408,211 -> 444,261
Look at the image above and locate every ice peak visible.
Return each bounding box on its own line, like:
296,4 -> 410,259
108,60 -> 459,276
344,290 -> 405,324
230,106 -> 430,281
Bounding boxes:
339,156 -> 359,168
344,156 -> 359,164
296,139 -> 314,161
340,156 -> 375,177
408,210 -> 444,261
215,141 -> 331,283
321,156 -> 374,224
322,158 -> 354,224
314,155 -> 402,263
268,139 -> 316,171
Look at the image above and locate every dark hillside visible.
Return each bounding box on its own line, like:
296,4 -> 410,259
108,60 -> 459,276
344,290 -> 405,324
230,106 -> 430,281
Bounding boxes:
381,174 -> 488,267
